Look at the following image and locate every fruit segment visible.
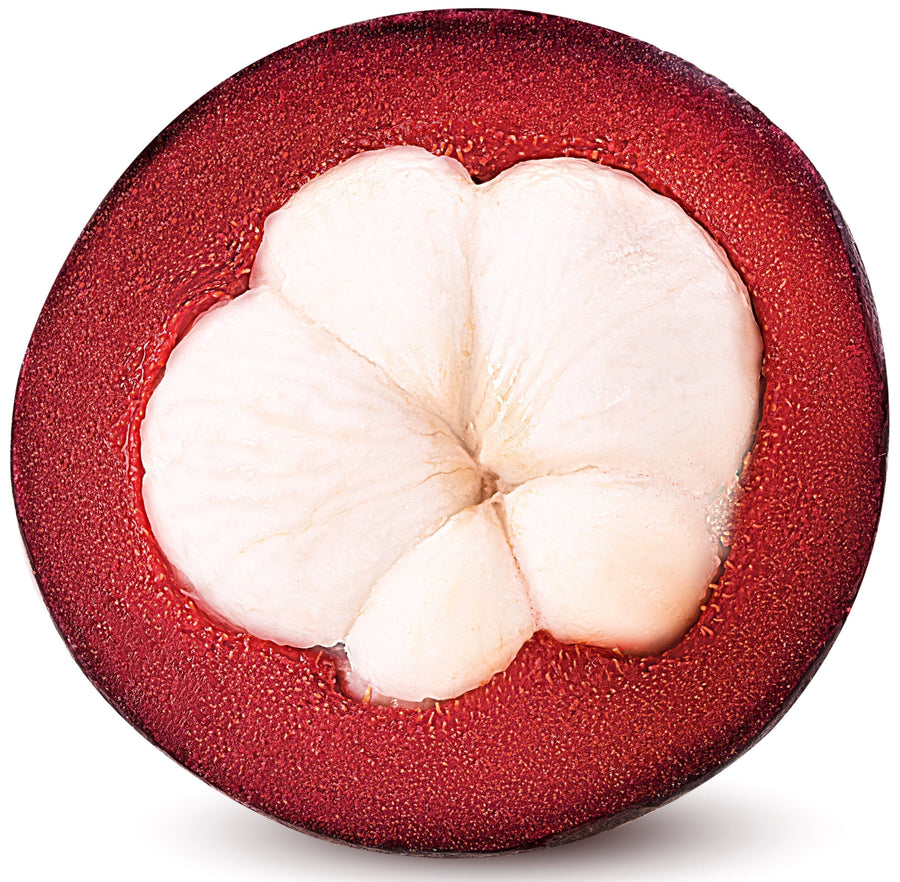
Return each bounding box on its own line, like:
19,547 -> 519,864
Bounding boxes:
250,147 -> 475,438
142,287 -> 481,648
345,502 -> 534,702
141,146 -> 762,702
469,158 -> 762,499
505,471 -> 720,654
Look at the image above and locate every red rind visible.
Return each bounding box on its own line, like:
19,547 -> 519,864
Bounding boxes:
12,10 -> 887,853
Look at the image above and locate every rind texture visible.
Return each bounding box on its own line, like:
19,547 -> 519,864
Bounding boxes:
12,9 -> 888,853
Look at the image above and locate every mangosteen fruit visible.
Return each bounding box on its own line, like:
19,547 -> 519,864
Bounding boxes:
11,10 -> 887,854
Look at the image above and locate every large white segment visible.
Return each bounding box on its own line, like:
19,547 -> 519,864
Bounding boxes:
250,147 -> 476,437
345,502 -> 535,702
505,471 -> 720,654
141,287 -> 480,648
469,158 -> 762,500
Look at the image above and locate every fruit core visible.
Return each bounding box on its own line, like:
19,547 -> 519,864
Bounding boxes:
141,147 -> 763,704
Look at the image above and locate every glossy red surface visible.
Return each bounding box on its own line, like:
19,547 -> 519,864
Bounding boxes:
12,10 -> 887,853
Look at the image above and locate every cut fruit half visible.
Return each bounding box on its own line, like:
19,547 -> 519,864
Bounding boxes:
141,146 -> 762,703
12,10 -> 886,854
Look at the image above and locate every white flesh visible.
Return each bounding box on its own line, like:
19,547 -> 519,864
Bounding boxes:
250,148 -> 476,438
505,471 -> 719,655
142,147 -> 762,702
470,159 -> 761,498
345,502 -> 534,702
142,288 -> 480,648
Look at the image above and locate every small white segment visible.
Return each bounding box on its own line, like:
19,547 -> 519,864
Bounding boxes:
345,502 -> 535,702
469,158 -> 762,500
505,471 -> 720,654
250,147 -> 476,437
142,287 -> 480,648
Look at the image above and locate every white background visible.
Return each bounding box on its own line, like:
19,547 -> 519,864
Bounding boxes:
3,1 -> 896,878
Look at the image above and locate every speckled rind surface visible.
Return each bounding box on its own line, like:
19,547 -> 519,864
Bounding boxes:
12,9 -> 887,853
